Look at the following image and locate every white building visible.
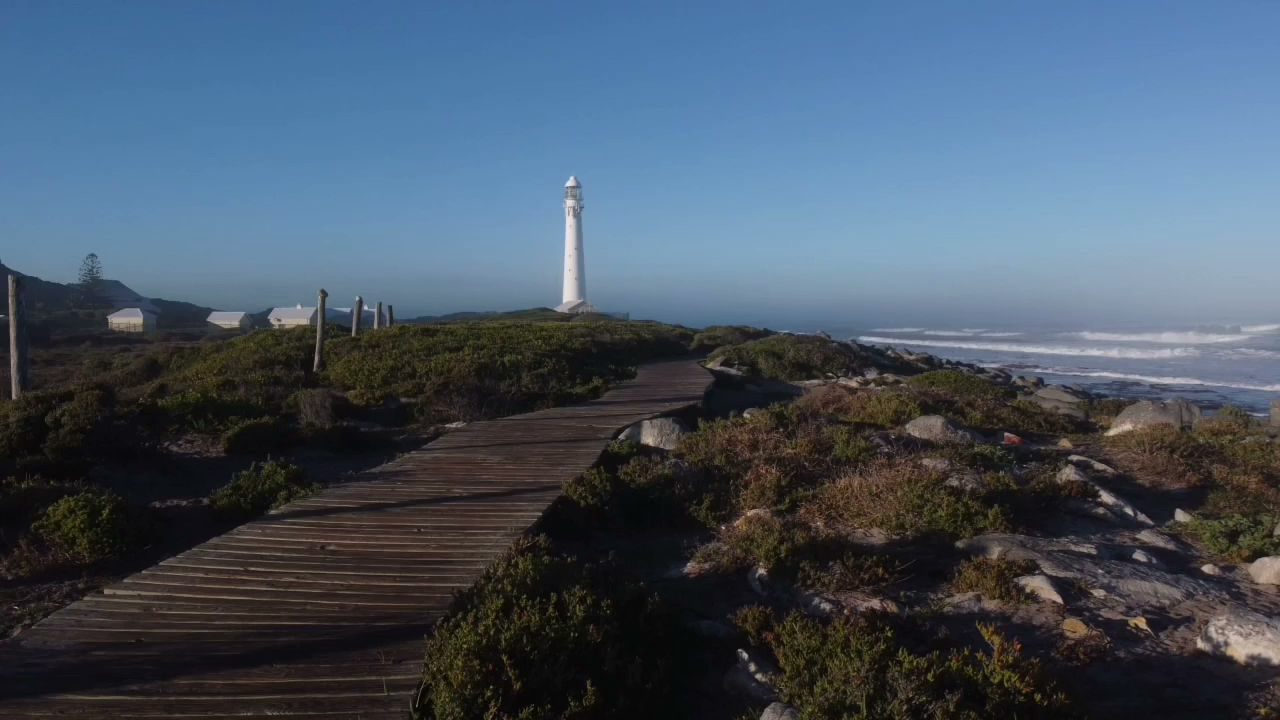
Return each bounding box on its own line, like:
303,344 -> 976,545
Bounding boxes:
267,305 -> 317,329
556,176 -> 597,314
206,311 -> 251,331
107,307 -> 158,333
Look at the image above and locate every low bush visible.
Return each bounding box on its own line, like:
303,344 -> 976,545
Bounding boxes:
950,558 -> 1037,603
0,386 -> 124,466
221,416 -> 293,455
32,490 -> 145,564
797,386 -> 923,428
690,325 -> 774,353
767,614 -> 1075,719
801,459 -> 1011,541
908,370 -> 1011,403
210,461 -> 314,519
148,389 -> 267,433
709,334 -> 873,381
561,456 -> 709,529
413,538 -> 683,719
1178,514 -> 1280,562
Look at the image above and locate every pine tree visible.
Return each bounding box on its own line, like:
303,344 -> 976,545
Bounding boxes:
78,252 -> 105,308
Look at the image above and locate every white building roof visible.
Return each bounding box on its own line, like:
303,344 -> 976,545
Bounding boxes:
268,307 -> 317,322
207,311 -> 248,323
565,175 -> 581,188
108,307 -> 157,320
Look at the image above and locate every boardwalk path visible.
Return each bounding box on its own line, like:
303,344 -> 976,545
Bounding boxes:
0,360 -> 710,719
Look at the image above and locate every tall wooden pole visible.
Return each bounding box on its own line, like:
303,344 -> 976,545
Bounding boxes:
351,296 -> 363,337
387,305 -> 395,327
9,274 -> 29,399
374,301 -> 383,330
313,288 -> 328,373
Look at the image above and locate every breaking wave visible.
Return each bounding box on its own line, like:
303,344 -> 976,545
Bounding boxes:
1068,331 -> 1250,344
856,336 -> 1200,360
922,330 -> 979,336
1242,323 -> 1280,333
870,327 -> 925,333
1017,367 -> 1280,393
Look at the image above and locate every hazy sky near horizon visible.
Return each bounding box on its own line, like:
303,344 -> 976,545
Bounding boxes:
3,1 -> 1278,329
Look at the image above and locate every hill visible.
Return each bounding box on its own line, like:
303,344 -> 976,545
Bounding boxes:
0,261 -> 214,328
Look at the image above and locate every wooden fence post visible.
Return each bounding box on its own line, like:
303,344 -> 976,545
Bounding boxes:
374,302 -> 383,330
387,305 -> 395,327
351,296 -> 363,337
8,274 -> 30,399
313,288 -> 328,372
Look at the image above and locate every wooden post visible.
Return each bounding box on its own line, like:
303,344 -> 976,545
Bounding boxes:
387,305 -> 395,327
8,274 -> 30,399
351,296 -> 363,337
374,301 -> 383,330
1271,399 -> 1280,429
313,288 -> 328,373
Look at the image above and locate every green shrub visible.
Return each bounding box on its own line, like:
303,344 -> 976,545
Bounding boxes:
150,389 -> 267,433
41,387 -> 115,459
732,604 -> 778,648
1179,514 -> 1280,562
413,539 -> 682,719
0,387 -> 124,465
210,461 -> 314,519
32,490 -> 144,564
221,416 -> 293,455
768,614 -> 1075,719
561,456 -> 707,528
798,387 -> 923,428
690,325 -> 774,352
709,334 -> 871,380
908,370 -> 1011,403
802,459 -> 1010,541
950,558 -> 1037,603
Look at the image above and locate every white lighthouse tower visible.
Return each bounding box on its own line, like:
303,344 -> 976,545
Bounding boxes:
555,176 -> 596,314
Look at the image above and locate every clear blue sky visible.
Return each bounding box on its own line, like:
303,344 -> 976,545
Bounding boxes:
3,1 -> 1278,328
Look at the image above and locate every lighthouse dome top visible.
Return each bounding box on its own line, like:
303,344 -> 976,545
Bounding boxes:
564,176 -> 581,188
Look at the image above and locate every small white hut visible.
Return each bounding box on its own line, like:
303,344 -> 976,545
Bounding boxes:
107,307 -> 158,333
207,311 -> 251,331
268,305 -> 317,329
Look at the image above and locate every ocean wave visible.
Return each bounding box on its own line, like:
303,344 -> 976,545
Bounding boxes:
1068,331 -> 1251,344
1242,323 -> 1280,333
870,327 -> 925,333
980,332 -> 1023,337
922,330 -> 978,336
1013,367 -> 1280,393
1222,348 -> 1280,360
856,336 -> 1200,360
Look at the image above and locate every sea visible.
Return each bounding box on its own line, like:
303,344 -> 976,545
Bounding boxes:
828,323 -> 1280,415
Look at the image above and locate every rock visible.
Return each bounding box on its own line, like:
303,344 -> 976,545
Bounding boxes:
1247,556 -> 1280,585
1000,431 -> 1025,446
1174,508 -> 1195,523
761,703 -> 801,720
1016,574 -> 1065,604
1135,529 -> 1184,553
1067,455 -> 1119,476
798,592 -> 838,617
617,417 -> 690,451
944,471 -> 985,493
1198,609 -> 1280,666
1129,549 -> 1160,565
748,566 -> 771,597
1201,563 -> 1223,577
1029,386 -> 1089,419
957,533 -> 1224,610
742,407 -> 762,419
1106,399 -> 1202,436
903,415 -> 982,444
1014,375 -> 1045,390
1056,465 -> 1154,527
1056,437 -> 1075,449
444,420 -> 467,429
919,457 -> 953,472
724,648 -> 780,702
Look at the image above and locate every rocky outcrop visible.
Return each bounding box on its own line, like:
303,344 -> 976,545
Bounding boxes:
903,415 -> 981,444
957,533 -> 1223,611
1028,385 -> 1089,419
1247,556 -> 1280,585
1056,464 -> 1154,527
1016,574 -> 1065,604
617,417 -> 690,451
1198,610 -> 1280,666
1106,399 -> 1202,436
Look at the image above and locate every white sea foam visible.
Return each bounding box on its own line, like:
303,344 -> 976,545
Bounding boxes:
1222,348 -> 1280,360
921,330 -> 978,336
871,327 -> 925,333
1013,367 -> 1280,393
980,332 -> 1023,337
1068,331 -> 1251,344
1241,323 -> 1280,333
857,336 -> 1200,360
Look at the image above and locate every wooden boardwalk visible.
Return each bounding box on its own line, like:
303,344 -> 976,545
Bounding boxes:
0,360 -> 710,719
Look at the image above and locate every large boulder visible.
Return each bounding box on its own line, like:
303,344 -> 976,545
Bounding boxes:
761,703 -> 801,720
1105,399 -> 1201,436
1247,556 -> 1280,585
1056,465 -> 1154,527
1028,385 -> 1089,419
617,417 -> 690,451
1198,609 -> 1280,666
903,415 -> 981,444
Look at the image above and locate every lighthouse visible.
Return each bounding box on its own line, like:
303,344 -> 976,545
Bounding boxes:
555,176 -> 596,314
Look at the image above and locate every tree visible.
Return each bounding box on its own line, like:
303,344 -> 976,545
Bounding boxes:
78,253 -> 106,308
